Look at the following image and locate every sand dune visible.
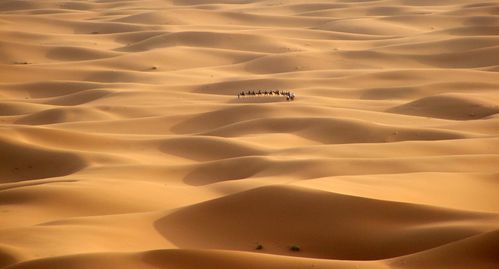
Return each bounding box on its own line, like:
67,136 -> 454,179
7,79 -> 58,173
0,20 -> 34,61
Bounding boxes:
389,230 -> 499,269
0,138 -> 87,183
15,107 -> 115,125
1,0 -> 498,269
2,249 -> 387,269
157,185 -> 497,259
200,117 -> 472,143
388,93 -> 499,120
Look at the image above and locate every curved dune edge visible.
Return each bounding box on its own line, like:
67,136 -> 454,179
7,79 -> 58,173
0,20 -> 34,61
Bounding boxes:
158,136 -> 267,161
0,138 -> 87,183
388,94 -> 499,120
4,231 -> 498,269
200,117 -> 472,144
2,249 -> 383,269
0,245 -> 19,269
155,185 -> 497,260
180,154 -> 499,185
389,230 -> 499,269
15,107 -> 116,125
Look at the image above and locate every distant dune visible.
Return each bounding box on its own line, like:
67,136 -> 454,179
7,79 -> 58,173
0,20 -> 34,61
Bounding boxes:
0,0 -> 498,269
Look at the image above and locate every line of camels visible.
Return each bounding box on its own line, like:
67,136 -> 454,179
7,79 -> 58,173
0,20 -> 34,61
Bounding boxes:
237,90 -> 295,101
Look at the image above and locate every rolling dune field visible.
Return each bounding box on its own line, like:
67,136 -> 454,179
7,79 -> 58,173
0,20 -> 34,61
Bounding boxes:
1,0 -> 498,268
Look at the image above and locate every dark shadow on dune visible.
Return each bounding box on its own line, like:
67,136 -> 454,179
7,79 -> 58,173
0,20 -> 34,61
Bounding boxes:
200,117 -> 469,144
464,15 -> 499,26
158,137 -> 266,162
170,105 -> 273,134
463,2 -> 498,8
183,156 -> 268,185
84,70 -> 151,83
440,26 -> 499,36
359,86 -> 420,100
7,81 -> 104,98
0,140 -> 87,183
387,94 -> 499,120
0,0 -> 38,12
45,46 -> 118,61
365,6 -> 407,16
0,102 -> 39,116
14,107 -> 112,125
119,31 -> 285,53
389,230 -> 499,268
43,89 -> 112,106
182,157 -> 343,186
72,21 -> 153,35
112,31 -> 167,47
0,179 -> 78,192
0,247 -> 18,268
289,3 -> 347,13
173,107 -> 471,144
60,1 -> 94,10
172,0 -> 252,5
409,47 -> 499,69
154,185 -> 492,260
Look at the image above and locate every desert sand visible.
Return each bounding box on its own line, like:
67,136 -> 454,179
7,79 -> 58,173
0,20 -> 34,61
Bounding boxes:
1,0 -> 499,268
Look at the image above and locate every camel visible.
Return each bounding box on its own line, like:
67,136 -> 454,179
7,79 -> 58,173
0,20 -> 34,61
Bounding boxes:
236,90 -> 295,101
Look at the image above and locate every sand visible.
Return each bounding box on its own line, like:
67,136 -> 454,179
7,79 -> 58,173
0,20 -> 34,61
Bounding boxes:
1,0 -> 498,268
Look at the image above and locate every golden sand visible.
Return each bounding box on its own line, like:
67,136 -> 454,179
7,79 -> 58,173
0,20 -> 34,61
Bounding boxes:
1,0 -> 498,268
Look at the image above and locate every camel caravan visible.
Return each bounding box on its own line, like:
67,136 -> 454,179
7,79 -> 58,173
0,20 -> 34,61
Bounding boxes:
237,90 -> 296,101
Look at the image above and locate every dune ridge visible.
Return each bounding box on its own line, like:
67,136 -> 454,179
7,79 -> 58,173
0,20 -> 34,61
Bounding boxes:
1,0 -> 498,269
